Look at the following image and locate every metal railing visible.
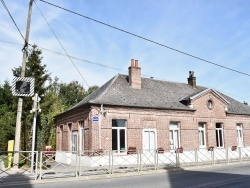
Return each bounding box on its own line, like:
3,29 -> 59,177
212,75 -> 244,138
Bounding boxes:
1,147 -> 250,182
0,151 -> 38,183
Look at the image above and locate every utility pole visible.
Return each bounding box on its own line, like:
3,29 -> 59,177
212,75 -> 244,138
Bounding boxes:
13,0 -> 34,168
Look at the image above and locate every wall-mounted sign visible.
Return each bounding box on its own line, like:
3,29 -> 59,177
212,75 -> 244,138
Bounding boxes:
93,116 -> 99,122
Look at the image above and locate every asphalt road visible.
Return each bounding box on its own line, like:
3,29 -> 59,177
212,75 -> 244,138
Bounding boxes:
4,162 -> 250,188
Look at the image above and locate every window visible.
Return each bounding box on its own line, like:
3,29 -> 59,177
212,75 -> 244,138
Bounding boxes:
236,124 -> 243,147
72,132 -> 78,152
68,123 -> 72,151
216,123 -> 224,147
60,125 -> 63,150
112,119 -> 127,153
207,99 -> 213,110
169,122 -> 180,151
198,123 -> 206,148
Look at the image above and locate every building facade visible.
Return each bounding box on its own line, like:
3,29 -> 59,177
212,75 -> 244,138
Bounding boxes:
55,59 -> 250,153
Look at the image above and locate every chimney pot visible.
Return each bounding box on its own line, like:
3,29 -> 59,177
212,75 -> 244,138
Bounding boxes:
135,60 -> 138,67
131,59 -> 135,67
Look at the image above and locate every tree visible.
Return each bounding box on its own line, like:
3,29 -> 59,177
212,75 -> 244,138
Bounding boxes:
59,81 -> 86,108
0,81 -> 16,150
37,77 -> 66,150
13,45 -> 50,151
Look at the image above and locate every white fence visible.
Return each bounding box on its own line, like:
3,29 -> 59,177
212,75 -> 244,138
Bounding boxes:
1,147 -> 250,182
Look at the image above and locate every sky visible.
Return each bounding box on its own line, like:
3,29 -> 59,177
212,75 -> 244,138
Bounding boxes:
1,0 -> 250,103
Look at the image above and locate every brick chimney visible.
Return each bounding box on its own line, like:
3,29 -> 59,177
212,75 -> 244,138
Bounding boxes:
187,71 -> 196,88
128,59 -> 141,89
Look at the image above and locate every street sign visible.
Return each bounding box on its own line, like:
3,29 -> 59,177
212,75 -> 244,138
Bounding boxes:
93,116 -> 99,122
12,77 -> 34,97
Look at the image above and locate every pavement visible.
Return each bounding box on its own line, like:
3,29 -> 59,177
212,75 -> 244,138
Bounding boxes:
1,161 -> 250,187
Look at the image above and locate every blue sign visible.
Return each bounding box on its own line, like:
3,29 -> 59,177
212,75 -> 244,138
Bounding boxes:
93,116 -> 99,122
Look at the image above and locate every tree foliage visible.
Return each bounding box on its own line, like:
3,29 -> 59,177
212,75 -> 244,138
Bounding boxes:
1,45 -> 99,151
0,81 -> 16,150
13,45 -> 50,151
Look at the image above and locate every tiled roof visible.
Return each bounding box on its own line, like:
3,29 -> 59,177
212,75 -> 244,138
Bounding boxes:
70,74 -> 250,115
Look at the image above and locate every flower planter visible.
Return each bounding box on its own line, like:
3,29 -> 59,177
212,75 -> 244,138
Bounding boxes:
208,146 -> 214,151
127,146 -> 136,154
231,146 -> 237,151
157,147 -> 164,154
175,147 -> 183,153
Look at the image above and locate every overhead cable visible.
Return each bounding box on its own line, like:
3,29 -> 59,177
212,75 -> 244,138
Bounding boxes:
1,0 -> 26,42
34,0 -> 90,88
39,0 -> 250,77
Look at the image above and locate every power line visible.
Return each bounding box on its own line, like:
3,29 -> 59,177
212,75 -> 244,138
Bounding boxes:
0,39 -> 249,103
1,0 -> 26,43
0,39 -> 125,72
39,0 -> 250,78
34,0 -> 90,88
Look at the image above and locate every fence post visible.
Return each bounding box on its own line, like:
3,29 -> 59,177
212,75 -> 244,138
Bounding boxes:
111,150 -> 114,174
176,150 -> 180,168
195,148 -> 198,166
35,151 -> 38,180
156,149 -> 159,170
137,150 -> 139,172
226,148 -> 229,163
154,150 -> 157,170
39,152 -> 42,180
212,149 -> 215,165
239,147 -> 242,162
109,150 -> 111,174
79,150 -> 82,177
75,152 -> 78,177
140,150 -> 142,171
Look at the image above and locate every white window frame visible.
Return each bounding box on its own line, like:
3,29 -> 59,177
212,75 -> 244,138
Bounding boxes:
142,129 -> 157,151
72,131 -> 78,152
216,123 -> 224,148
236,123 -> 244,147
60,125 -> 63,151
198,122 -> 206,148
68,123 -> 72,151
112,120 -> 127,154
169,122 -> 180,152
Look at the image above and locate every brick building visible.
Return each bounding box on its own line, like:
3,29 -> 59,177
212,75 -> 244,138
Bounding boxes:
55,59 -> 250,153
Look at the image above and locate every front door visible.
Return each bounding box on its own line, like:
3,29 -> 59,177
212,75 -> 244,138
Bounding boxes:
169,123 -> 180,151
143,129 -> 156,151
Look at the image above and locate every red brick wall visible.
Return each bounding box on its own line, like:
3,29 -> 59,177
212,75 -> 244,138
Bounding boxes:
55,92 -> 250,151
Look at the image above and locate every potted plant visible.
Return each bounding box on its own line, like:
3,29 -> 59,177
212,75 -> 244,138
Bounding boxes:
231,146 -> 237,151
208,146 -> 214,151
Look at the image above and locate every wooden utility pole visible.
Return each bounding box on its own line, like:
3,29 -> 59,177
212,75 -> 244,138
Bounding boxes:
13,0 -> 34,168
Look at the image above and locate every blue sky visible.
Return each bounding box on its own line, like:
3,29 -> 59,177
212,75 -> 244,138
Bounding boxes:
0,0 -> 250,103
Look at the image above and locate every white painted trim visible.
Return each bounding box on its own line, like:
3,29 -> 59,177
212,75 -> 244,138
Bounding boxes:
142,129 -> 157,150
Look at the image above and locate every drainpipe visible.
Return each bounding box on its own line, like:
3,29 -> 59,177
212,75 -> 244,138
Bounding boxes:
98,107 -> 101,149
98,104 -> 107,149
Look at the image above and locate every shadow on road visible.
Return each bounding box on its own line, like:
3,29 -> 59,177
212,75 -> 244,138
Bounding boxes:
167,165 -> 250,188
0,172 -> 33,188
